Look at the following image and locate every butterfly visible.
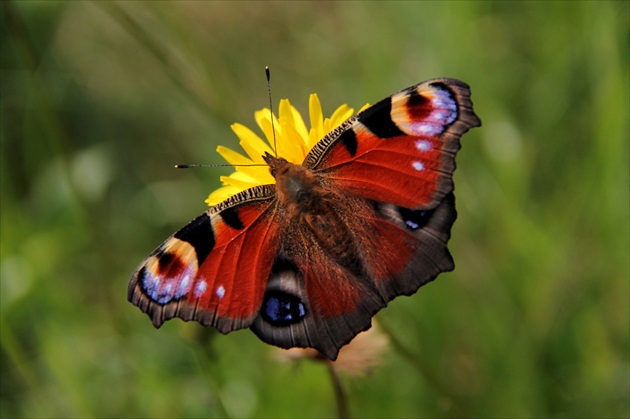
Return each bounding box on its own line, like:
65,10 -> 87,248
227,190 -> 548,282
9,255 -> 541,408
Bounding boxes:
128,78 -> 481,360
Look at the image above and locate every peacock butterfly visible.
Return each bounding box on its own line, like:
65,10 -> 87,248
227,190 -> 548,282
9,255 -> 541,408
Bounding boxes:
128,78 -> 481,360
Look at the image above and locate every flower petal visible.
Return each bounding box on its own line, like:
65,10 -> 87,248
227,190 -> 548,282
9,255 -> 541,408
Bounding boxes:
255,109 -> 281,148
329,104 -> 354,128
205,185 -> 241,206
216,145 -> 253,166
278,119 -> 308,164
279,99 -> 294,126
290,103 -> 309,141
309,94 -> 324,145
216,146 -> 265,180
220,174 -> 259,190
206,94 -> 368,207
231,123 -> 273,162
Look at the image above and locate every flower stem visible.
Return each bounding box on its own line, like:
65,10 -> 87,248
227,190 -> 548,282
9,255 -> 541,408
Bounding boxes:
327,363 -> 349,419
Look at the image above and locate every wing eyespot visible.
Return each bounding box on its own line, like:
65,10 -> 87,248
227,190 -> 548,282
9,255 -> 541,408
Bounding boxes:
260,290 -> 307,325
398,206 -> 433,231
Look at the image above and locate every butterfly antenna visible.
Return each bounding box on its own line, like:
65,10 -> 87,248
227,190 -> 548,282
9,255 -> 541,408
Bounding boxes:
178,69 -> 276,170
266,66 -> 278,157
175,163 -> 266,169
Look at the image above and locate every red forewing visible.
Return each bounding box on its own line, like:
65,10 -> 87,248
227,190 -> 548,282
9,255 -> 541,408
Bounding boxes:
128,186 -> 280,333
305,78 -> 480,210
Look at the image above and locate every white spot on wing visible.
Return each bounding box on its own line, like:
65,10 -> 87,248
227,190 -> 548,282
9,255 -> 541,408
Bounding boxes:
155,281 -> 174,304
216,285 -> 226,299
194,280 -> 207,298
163,282 -> 173,295
414,123 -> 439,135
415,140 -> 432,151
177,273 -> 191,296
413,161 -> 425,171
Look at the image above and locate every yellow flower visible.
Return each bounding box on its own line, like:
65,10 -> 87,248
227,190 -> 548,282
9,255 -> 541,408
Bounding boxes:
205,94 -> 368,206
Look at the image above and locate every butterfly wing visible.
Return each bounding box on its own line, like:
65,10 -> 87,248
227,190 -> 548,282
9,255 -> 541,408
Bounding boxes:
129,78 -> 479,360
251,79 -> 479,359
309,78 -> 480,298
306,78 -> 480,209
128,186 -> 281,333
250,192 -> 457,360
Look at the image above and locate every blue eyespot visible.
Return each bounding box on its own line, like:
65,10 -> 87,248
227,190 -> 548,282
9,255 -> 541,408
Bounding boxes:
261,291 -> 306,325
399,207 -> 431,231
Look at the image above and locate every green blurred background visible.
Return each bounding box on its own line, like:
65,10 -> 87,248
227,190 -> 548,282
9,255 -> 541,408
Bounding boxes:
1,1 -> 628,418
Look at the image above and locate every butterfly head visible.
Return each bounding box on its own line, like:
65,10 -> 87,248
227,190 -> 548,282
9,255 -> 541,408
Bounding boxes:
263,151 -> 323,214
262,151 -> 287,178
